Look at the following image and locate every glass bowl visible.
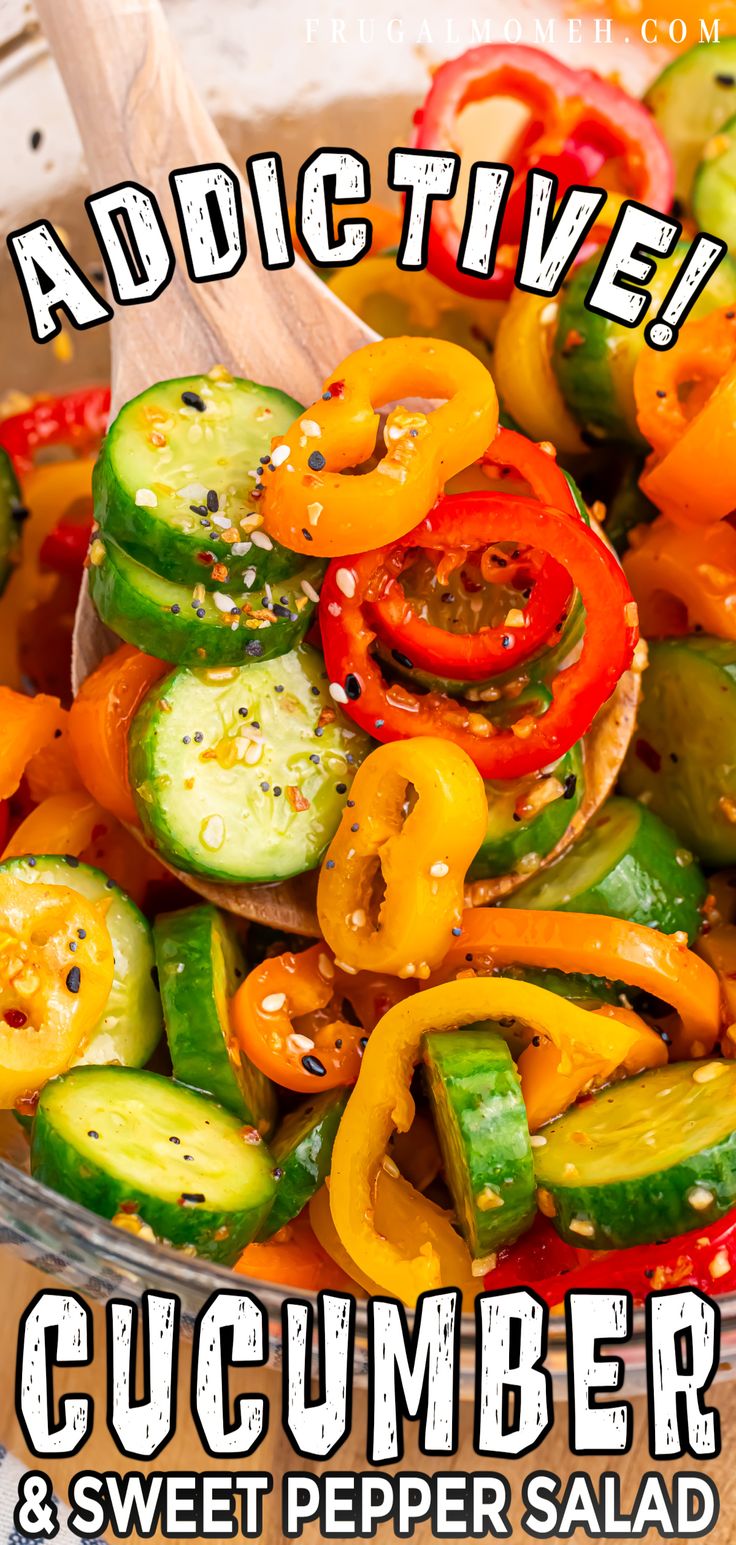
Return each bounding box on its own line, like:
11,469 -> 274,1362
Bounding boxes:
1,1 -> 728,1397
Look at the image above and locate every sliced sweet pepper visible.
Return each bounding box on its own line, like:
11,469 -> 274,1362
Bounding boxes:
261,336 -> 498,557
444,907 -> 721,1061
0,687 -> 65,801
68,644 -> 167,826
317,738 -> 488,978
624,514 -> 736,640
2,791 -> 109,863
635,309 -> 736,524
236,1208 -> 355,1293
328,977 -> 660,1303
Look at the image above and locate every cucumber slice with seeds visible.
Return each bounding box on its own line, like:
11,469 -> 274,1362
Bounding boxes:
31,1066 -> 277,1263
88,532 -> 323,667
693,111 -> 736,254
534,1061 -> 736,1250
620,636 -> 736,868
469,743 -> 584,882
130,644 -> 372,884
504,795 -> 706,941
94,373 -> 303,587
423,1027 -> 535,1258
155,904 -> 276,1136
645,40 -> 736,205
0,855 -> 162,1069
258,1087 -> 348,1240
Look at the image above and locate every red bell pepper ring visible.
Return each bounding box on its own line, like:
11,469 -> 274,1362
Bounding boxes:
412,44 -> 674,300
320,490 -> 639,780
367,427 -> 578,681
486,1211 -> 736,1304
39,517 -> 95,576
0,387 -> 110,476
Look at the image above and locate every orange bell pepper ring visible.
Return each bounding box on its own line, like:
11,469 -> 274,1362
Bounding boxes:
0,871 -> 114,1108
0,686 -> 64,800
329,977 -> 661,1303
68,644 -> 167,825
317,737 -> 488,978
444,907 -> 721,1060
231,941 -> 411,1093
624,514 -> 736,641
260,336 -> 498,557
635,308 -> 736,524
2,792 -> 108,864
236,1208 -> 355,1293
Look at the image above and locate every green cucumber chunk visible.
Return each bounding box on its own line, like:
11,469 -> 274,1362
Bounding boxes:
0,447 -> 24,596
88,532 -> 323,667
469,743 -> 584,882
693,111 -> 736,253
130,644 -> 372,883
534,1060 -> 736,1250
604,460 -> 658,556
504,795 -> 706,941
552,243 -> 736,442
154,904 -> 277,1136
645,40 -> 736,204
423,1027 -> 535,1257
0,855 -> 162,1069
31,1066 -> 277,1264
620,636 -> 736,867
258,1088 -> 348,1240
94,373 -> 303,587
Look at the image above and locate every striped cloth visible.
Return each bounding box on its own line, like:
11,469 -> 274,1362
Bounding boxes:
0,1447 -> 108,1544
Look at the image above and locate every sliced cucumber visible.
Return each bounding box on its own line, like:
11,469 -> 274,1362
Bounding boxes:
88,532 -> 322,667
130,644 -> 372,883
154,904 -> 276,1136
469,743 -> 584,882
423,1027 -> 535,1257
0,447 -> 24,596
94,373 -> 302,587
31,1066 -> 277,1263
0,855 -> 162,1069
534,1061 -> 736,1250
645,40 -> 736,205
693,111 -> 736,253
620,636 -> 736,868
258,1088 -> 348,1240
552,243 -> 736,442
503,796 -> 705,941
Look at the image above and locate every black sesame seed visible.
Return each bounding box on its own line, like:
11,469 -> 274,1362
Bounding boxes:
308,450 -> 326,471
260,781 -> 270,792
322,392 -> 332,401
27,858 -> 36,867
325,859 -> 335,869
182,735 -> 191,744
181,391 -> 206,412
77,929 -> 86,940
206,489 -> 219,512
563,773 -> 577,800
66,966 -> 81,994
171,604 -> 181,615
64,855 -> 80,868
716,72 -> 736,85
273,603 -> 293,618
301,528 -> 314,542
452,927 -> 462,937
310,754 -> 321,764
335,782 -> 347,793
656,389 -> 667,398
30,129 -> 43,151
345,673 -> 361,700
274,684 -> 284,693
346,799 -> 355,808
184,1154 -> 195,1162
272,1167 -> 284,1180
350,822 -> 359,832
244,639 -> 264,659
315,727 -> 324,738
302,1053 -> 327,1077
391,649 -> 415,670
169,1135 -> 181,1145
194,732 -> 204,743
69,941 -> 77,952
238,706 -> 249,717
87,1129 -> 99,1140
375,718 -> 385,729
190,504 -> 208,516
273,785 -> 282,796
260,455 -> 271,465
501,634 -> 512,649
196,607 -> 206,618
180,1192 -> 206,1204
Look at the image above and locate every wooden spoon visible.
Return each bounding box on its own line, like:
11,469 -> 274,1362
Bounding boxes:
35,0 -> 641,935
34,0 -> 377,933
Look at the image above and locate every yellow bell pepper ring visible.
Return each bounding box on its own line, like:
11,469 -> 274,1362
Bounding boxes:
260,337 -> 499,558
316,737 -> 488,978
328,977 -> 665,1305
492,290 -> 587,457
0,874 -> 114,1108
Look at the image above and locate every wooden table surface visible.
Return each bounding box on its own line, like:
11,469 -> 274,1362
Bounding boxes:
0,1250 -> 734,1543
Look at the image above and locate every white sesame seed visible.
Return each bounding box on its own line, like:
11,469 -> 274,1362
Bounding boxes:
301,579 -> 321,604
300,419 -> 321,437
569,1218 -> 596,1238
692,1062 -> 728,1084
329,682 -> 349,704
688,1186 -> 715,1211
251,530 -> 273,550
135,488 -> 157,507
307,502 -> 323,525
529,1134 -> 547,1148
472,1252 -> 497,1277
213,592 -> 236,612
241,568 -> 257,588
210,513 -> 230,530
429,861 -> 449,878
270,443 -> 290,467
318,954 -> 335,980
350,909 -> 366,928
382,1155 -> 400,1178
231,542 -> 252,557
262,993 -> 287,1013
335,567 -> 356,598
289,1032 -> 315,1053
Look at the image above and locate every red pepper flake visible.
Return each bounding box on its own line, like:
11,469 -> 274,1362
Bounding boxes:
561,328 -> 585,357
211,563 -> 229,582
326,379 -> 345,398
635,737 -> 661,773
286,785 -> 310,812
196,551 -> 215,566
4,1008 -> 27,1028
317,706 -> 336,729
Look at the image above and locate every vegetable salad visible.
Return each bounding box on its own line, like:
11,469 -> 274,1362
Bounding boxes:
3,38 -> 736,1309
